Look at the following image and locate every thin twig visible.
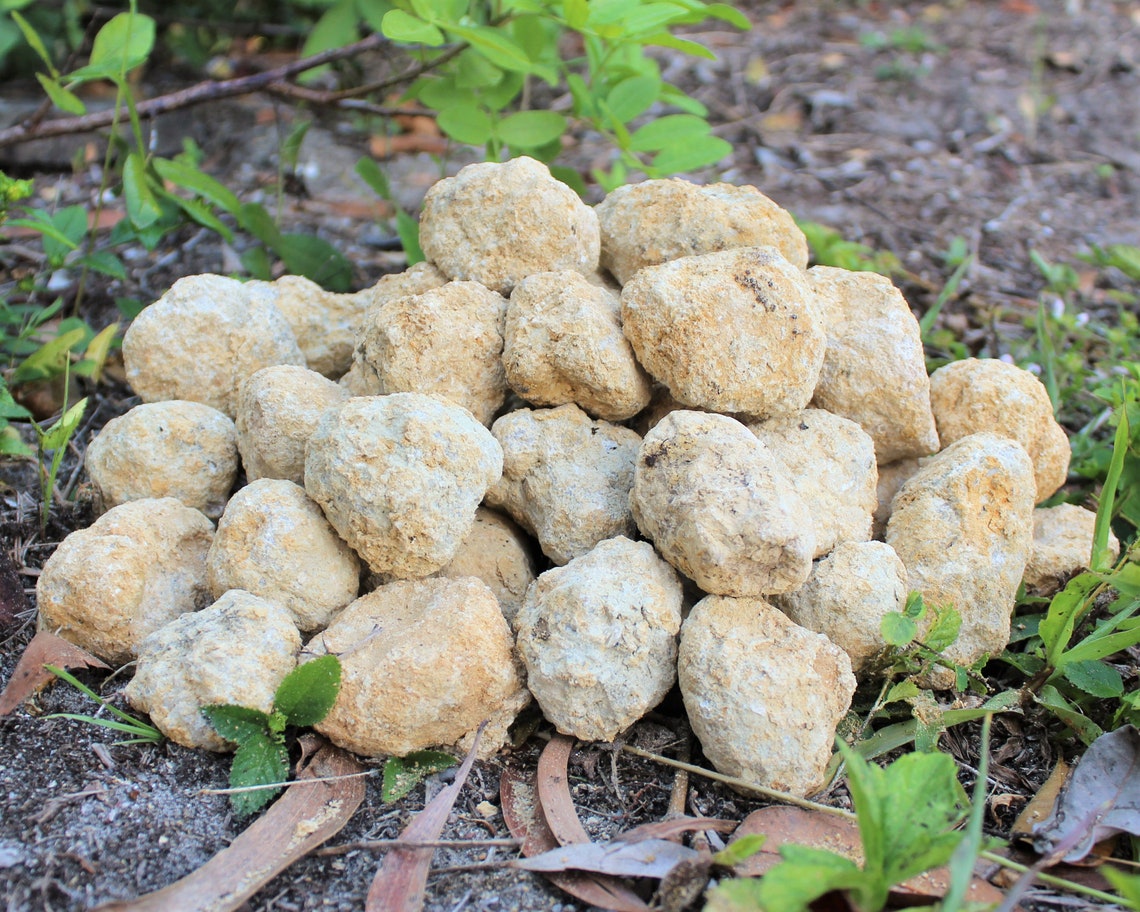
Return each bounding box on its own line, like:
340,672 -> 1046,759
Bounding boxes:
198,767 -> 378,796
315,838 -> 520,856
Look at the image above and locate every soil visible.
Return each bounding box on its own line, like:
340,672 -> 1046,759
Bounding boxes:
2,1 -> 1139,910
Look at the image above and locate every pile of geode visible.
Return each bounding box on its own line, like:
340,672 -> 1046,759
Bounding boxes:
36,157 -> 1115,798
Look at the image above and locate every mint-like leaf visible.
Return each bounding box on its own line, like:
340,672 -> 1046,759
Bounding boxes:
229,730 -> 289,816
201,704 -> 272,746
274,655 -> 342,728
382,750 -> 458,803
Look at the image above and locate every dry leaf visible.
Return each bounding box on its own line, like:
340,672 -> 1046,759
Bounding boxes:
616,816 -> 738,844
1011,759 -> 1071,843
536,734 -> 593,845
0,631 -> 109,716
512,839 -> 698,879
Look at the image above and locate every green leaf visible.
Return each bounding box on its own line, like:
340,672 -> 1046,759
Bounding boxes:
76,250 -> 127,280
275,234 -> 354,292
1061,659 -> 1124,697
1060,618 -> 1140,666
299,0 -> 359,82
10,10 -> 54,72
754,844 -> 864,912
563,0 -> 589,29
455,47 -> 503,89
382,9 -> 445,46
238,202 -> 284,248
355,156 -> 391,199
606,75 -> 660,124
11,327 -> 87,384
446,24 -> 550,78
122,152 -> 162,229
706,2 -> 752,29
1039,572 -> 1099,667
549,164 -> 587,197
628,113 -> 710,151
396,209 -> 424,265
643,32 -> 716,59
151,157 -> 241,215
497,110 -> 566,148
884,679 -> 921,704
658,81 -> 708,115
621,2 -> 690,35
880,611 -> 918,647
0,427 -> 34,459
36,73 -> 85,115
164,193 -> 233,242
89,12 -> 155,73
1035,684 -> 1104,745
228,729 -> 289,816
201,704 -> 273,745
587,0 -> 640,27
382,750 -> 458,802
712,833 -> 766,868
1092,398 -> 1129,571
0,382 -> 32,421
437,105 -> 494,145
274,655 -> 342,727
41,396 -> 86,451
924,603 -> 962,653
1103,867 -> 1140,911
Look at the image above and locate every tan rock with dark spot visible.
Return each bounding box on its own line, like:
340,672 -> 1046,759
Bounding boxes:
1024,503 -> 1120,593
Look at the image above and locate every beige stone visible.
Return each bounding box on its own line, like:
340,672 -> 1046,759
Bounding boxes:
85,400 -> 238,519
504,271 -> 652,421
515,537 -> 683,741
36,498 -> 214,665
305,394 -> 502,578
419,157 -> 600,295
1024,503 -> 1120,593
308,577 -> 529,758
808,266 -> 940,463
354,261 -> 448,326
630,410 -> 815,596
621,247 -> 825,418
486,405 -> 641,565
235,365 -> 350,485
207,479 -> 360,633
596,179 -> 808,284
749,409 -> 877,557
678,594 -> 856,797
928,357 -> 1069,501
355,281 -> 508,426
122,274 -> 305,418
126,590 -> 300,751
872,457 -> 922,541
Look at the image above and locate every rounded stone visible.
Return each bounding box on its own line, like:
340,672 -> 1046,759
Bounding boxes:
1024,503 -> 1120,593
515,537 -> 684,741
621,247 -> 825,418
36,498 -> 214,665
872,457 -> 922,541
85,400 -> 238,519
126,590 -> 301,751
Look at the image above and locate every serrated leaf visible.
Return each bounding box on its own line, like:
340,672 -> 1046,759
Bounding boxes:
201,704 -> 273,745
89,12 -> 155,72
924,603 -> 962,652
382,9 -> 444,46
274,655 -> 341,728
497,110 -> 566,148
885,679 -> 922,704
35,74 -> 85,115
382,750 -> 458,802
881,611 -> 918,646
228,730 -> 289,816
1062,659 -> 1124,697
437,105 -> 494,145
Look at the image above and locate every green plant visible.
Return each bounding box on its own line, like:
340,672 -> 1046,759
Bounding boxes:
796,219 -> 901,276
44,663 -> 164,745
202,654 -> 342,816
381,750 -> 458,802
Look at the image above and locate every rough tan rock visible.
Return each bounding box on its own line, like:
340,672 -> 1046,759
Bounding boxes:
354,281 -> 509,426
305,393 -> 502,578
36,498 -> 214,665
631,410 -> 815,596
886,433 -> 1036,680
621,247 -> 825,418
504,271 -> 652,421
433,507 -> 537,629
126,590 -> 301,751
872,457 -> 922,540
485,405 -> 641,565
808,266 -> 940,463
515,537 -> 683,741
1024,503 -> 1120,593
235,365 -> 350,485
419,157 -> 600,295
596,179 -> 808,284
308,577 -> 529,758
207,479 -> 360,633
85,400 -> 238,519
773,541 -> 908,674
749,409 -> 877,557
122,274 -> 305,418
354,261 -> 448,323
678,594 -> 856,797
928,357 -> 1070,501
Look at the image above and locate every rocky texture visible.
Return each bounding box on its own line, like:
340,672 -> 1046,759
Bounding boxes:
485,405 -> 641,565
928,357 -> 1070,501
305,394 -> 502,577
354,281 -> 509,426
631,410 -> 815,596
206,479 -> 360,633
886,433 -> 1036,678
749,409 -> 877,558
503,271 -> 652,421
774,541 -> 909,674
84,400 -> 238,520
678,594 -> 856,797
35,498 -> 214,665
515,537 -> 683,741
122,274 -> 305,418
808,266 -> 940,463
419,157 -> 600,295
596,179 -> 809,284
126,590 -> 300,751
235,365 -> 350,485
432,507 -> 537,629
872,457 -> 922,541
621,247 -> 825,418
1024,503 -> 1121,593
307,577 -> 529,758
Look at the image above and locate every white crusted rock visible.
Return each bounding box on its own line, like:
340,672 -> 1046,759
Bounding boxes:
678,594 -> 856,797
631,410 -> 815,596
621,247 -> 825,418
928,358 -> 1069,501
126,590 -> 301,751
773,541 -> 908,674
235,365 -> 350,485
122,274 -> 305,418
596,179 -> 808,284
305,394 -> 502,578
1024,503 -> 1120,594
515,537 -> 683,741
485,405 -> 641,565
749,409 -> 877,558
85,400 -> 238,519
36,498 -> 214,665
886,433 -> 1036,679
872,457 -> 922,541
207,479 -> 360,633
504,271 -> 652,422
419,157 -> 600,295
308,577 -> 529,758
354,281 -> 509,426
808,266 -> 940,463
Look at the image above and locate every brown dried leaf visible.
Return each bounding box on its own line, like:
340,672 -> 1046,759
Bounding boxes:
1011,758 -> 1071,843
537,734 -> 592,846
0,631 -> 109,716
615,816 -> 738,844
512,839 -> 698,879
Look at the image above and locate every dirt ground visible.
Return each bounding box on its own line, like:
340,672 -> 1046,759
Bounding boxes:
2,1 -> 1139,910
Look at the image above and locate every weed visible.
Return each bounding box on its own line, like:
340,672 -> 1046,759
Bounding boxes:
44,664 -> 164,746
